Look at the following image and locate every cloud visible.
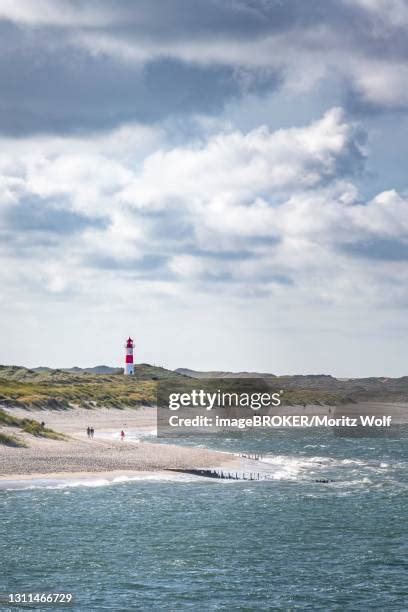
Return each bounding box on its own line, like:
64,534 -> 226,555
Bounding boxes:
0,0 -> 120,26
63,1 -> 408,112
344,0 -> 408,27
2,102 -> 408,373
2,107 -> 408,311
120,108 -> 365,210
2,2 -> 408,374
1,0 -> 408,137
0,24 -> 265,136
3,195 -> 106,234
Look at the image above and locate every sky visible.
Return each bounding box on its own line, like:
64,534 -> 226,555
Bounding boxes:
1,0 -> 408,376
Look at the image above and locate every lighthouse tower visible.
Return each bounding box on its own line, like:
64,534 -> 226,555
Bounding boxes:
124,337 -> 135,375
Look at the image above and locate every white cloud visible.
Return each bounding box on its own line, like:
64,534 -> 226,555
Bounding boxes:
1,107 -> 408,313
2,2 -> 408,373
344,0 -> 408,27
0,0 -> 121,27
2,107 -> 408,373
120,108 -> 363,211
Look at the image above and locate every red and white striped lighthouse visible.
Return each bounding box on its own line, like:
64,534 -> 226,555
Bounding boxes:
124,337 -> 135,375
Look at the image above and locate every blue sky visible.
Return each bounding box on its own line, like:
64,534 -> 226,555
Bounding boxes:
1,0 -> 408,376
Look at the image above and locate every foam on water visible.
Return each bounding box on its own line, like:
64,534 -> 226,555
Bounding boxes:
0,471 -> 211,491
95,429 -> 157,442
2,427 -> 407,610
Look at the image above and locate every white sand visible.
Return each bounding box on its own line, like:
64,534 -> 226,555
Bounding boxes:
0,406 -> 238,477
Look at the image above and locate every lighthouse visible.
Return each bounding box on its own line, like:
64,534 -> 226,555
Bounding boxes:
124,337 -> 135,375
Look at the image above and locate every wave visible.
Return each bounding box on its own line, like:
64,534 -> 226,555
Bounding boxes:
255,454 -> 406,487
0,471 -> 210,491
95,429 -> 157,442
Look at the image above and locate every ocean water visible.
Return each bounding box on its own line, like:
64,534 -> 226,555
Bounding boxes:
1,427 -> 408,611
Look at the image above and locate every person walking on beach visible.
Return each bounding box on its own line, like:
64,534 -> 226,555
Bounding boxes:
86,426 -> 90,439
120,430 -> 125,441
91,427 -> 94,439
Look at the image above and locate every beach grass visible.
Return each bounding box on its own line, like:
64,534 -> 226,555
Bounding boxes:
20,419 -> 65,440
0,364 -> 182,410
0,432 -> 26,447
0,408 -> 65,441
0,378 -> 157,410
0,374 -> 350,411
0,364 -> 359,411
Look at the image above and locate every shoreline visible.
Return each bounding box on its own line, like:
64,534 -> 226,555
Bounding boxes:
0,469 -> 216,490
1,403 -> 406,481
0,406 -> 238,478
0,436 -> 237,478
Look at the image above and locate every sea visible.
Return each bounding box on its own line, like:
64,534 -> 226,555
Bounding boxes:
1,426 -> 407,611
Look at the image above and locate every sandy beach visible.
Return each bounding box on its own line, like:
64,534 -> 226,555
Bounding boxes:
1,402 -> 406,481
0,406 -> 237,478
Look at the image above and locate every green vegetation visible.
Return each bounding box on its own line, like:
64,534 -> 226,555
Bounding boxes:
3,363 -> 398,411
19,419 -> 65,440
0,363 -> 183,383
157,376 -> 350,407
0,408 -> 20,426
0,408 -> 65,442
0,432 -> 26,447
0,379 -> 156,410
0,364 -> 186,410
177,369 -> 408,403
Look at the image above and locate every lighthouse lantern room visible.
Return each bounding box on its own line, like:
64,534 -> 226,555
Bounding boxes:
124,337 -> 135,375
